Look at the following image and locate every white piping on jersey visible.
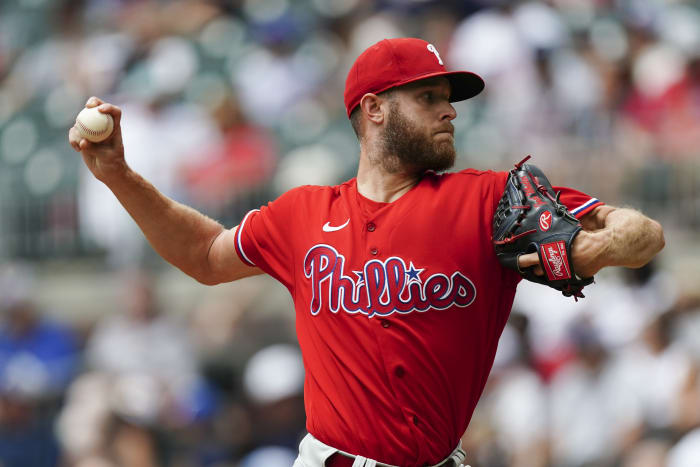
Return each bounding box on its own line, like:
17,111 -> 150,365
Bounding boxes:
236,209 -> 259,266
570,198 -> 599,216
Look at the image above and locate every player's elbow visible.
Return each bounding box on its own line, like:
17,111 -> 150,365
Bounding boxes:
191,268 -> 258,285
180,263 -> 223,286
649,219 -> 665,255
628,219 -> 665,269
194,273 -> 222,286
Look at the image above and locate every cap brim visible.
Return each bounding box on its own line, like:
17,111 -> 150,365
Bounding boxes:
444,71 -> 485,102
347,70 -> 485,117
388,70 -> 485,102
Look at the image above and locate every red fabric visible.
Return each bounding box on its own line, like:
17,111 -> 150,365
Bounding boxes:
235,170 -> 601,466
554,186 -> 603,219
343,38 -> 484,117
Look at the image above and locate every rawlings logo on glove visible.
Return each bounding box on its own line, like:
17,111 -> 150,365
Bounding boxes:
541,241 -> 570,280
492,156 -> 594,299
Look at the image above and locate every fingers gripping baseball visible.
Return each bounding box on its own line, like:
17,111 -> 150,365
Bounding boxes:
69,97 -> 126,181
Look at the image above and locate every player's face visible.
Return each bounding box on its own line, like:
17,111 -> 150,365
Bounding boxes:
380,77 -> 457,174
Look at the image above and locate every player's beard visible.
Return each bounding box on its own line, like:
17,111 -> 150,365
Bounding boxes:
378,101 -> 456,174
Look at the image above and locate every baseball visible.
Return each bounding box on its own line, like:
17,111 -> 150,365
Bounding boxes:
75,107 -> 114,143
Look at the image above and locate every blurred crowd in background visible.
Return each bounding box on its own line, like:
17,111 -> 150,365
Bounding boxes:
0,0 -> 699,466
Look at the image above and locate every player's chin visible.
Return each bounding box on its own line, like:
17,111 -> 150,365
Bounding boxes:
427,148 -> 456,172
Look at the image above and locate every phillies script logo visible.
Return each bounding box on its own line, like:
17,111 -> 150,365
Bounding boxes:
539,211 -> 552,231
303,244 -> 477,318
519,175 -> 546,208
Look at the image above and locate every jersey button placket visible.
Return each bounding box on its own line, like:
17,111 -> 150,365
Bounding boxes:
367,222 -> 378,255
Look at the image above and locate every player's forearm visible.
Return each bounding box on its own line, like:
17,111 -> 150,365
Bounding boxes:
574,208 -> 664,276
103,167 -> 225,283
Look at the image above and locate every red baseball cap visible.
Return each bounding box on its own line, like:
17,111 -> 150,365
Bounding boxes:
344,38 -> 485,118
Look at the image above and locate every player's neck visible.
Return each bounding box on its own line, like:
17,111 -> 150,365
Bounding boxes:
356,154 -> 420,203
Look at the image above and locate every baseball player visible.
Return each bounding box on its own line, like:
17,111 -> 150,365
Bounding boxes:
69,38 -> 664,467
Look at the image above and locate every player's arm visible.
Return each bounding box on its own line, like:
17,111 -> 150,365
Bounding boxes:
518,205 -> 665,278
68,97 -> 262,285
571,205 -> 665,277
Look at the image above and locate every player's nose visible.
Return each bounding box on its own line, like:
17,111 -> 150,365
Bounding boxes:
440,102 -> 457,121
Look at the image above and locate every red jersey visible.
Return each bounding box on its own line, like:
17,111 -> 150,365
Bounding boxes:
234,169 -> 602,466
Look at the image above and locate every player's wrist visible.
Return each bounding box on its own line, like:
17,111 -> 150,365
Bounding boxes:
572,229 -> 609,277
96,158 -> 132,186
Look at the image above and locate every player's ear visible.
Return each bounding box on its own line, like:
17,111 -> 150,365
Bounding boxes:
360,93 -> 384,125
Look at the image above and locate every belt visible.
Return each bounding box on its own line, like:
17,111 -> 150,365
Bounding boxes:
325,453 -> 380,467
325,449 -> 466,467
298,432 -> 468,467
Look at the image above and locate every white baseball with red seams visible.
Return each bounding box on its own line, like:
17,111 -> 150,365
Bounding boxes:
75,107 -> 114,143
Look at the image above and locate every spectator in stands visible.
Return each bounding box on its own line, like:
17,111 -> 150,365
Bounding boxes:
0,264 -> 80,467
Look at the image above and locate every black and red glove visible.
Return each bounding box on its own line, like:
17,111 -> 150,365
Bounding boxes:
492,156 -> 594,299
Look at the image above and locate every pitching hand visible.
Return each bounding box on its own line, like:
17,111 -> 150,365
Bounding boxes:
68,97 -> 126,182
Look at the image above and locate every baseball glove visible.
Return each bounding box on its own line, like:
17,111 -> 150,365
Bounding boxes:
492,156 -> 594,299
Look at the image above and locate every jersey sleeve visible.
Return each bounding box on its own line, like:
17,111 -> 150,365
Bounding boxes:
234,188 -> 304,291
467,170 -> 602,221
553,186 -> 604,219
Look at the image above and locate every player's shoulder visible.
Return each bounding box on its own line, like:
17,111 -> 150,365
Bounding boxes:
272,179 -> 354,204
423,168 -> 508,188
454,168 -> 507,179
283,179 -> 353,196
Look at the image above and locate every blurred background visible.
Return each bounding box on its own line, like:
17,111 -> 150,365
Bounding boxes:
0,0 -> 699,466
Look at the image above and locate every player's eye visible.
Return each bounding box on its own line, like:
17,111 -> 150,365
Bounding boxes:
422,91 -> 433,102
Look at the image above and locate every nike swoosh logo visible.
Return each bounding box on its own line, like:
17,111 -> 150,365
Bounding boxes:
322,219 -> 350,232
